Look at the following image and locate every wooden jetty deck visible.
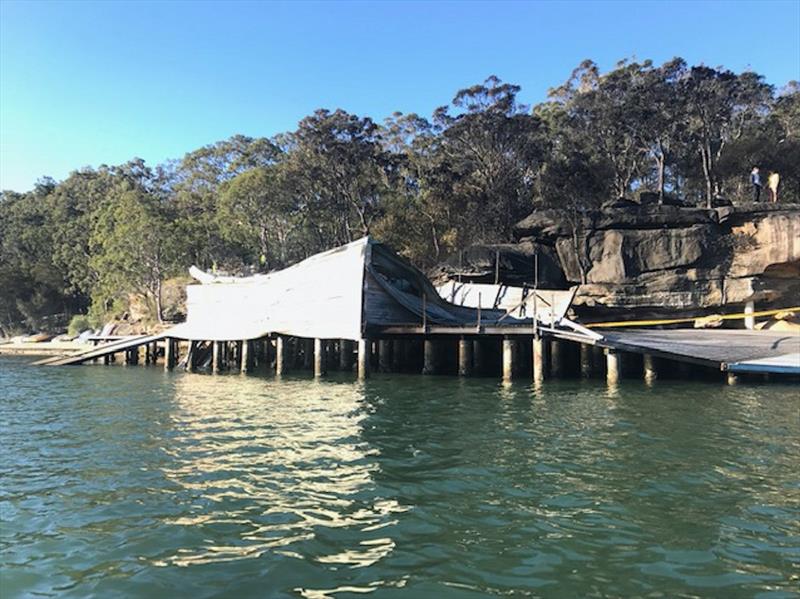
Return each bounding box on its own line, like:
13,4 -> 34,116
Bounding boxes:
595,329 -> 800,374
33,236 -> 799,383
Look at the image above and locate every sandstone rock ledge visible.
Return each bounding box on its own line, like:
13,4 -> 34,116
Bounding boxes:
435,203 -> 800,320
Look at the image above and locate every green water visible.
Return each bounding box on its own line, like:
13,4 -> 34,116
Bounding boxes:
1,356 -> 798,598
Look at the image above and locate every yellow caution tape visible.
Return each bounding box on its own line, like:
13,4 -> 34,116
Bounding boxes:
585,306 -> 800,329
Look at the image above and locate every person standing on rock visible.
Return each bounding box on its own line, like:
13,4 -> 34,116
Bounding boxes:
768,171 -> 780,203
751,167 -> 763,202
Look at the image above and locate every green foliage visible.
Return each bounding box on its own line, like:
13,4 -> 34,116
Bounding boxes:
67,314 -> 95,337
1,59 -> 796,332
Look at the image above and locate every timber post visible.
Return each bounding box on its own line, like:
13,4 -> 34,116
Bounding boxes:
275,336 -> 288,375
392,340 -> 403,372
580,344 -> 593,378
550,339 -> 565,378
378,340 -> 392,373
339,340 -> 354,372
240,340 -> 251,374
458,336 -> 473,376
125,347 -> 139,366
643,354 -> 657,384
314,338 -> 326,377
744,301 -> 755,330
502,336 -> 516,381
606,349 -> 621,385
472,340 -> 485,375
532,336 -> 549,383
164,338 -> 176,371
357,338 -> 370,379
212,341 -> 222,374
422,339 -> 437,375
303,338 -> 314,370
186,341 -> 197,372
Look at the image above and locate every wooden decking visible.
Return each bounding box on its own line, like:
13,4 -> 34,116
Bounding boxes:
597,329 -> 800,373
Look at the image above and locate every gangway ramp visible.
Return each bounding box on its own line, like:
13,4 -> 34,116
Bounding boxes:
34,333 -> 166,366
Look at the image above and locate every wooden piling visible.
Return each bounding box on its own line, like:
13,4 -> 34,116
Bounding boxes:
378,340 -> 392,373
240,340 -> 251,374
314,338 -> 326,377
532,336 -> 549,383
422,339 -> 438,375
606,349 -> 620,385
744,300 -> 755,330
550,339 -> 565,378
392,340 -> 403,372
339,340 -> 354,371
643,354 -> 657,384
458,336 -> 473,376
502,337 -> 516,381
580,344 -> 593,378
164,338 -> 176,371
186,341 -> 198,372
473,340 -> 485,376
125,347 -> 139,366
303,339 -> 314,370
357,338 -> 370,379
276,336 -> 288,375
212,341 -> 222,374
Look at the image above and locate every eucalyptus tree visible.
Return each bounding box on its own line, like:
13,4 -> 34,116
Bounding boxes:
168,135 -> 279,269
431,76 -> 546,246
217,164 -> 301,270
278,109 -> 397,253
680,66 -> 773,206
549,59 -> 650,200
88,185 -> 180,323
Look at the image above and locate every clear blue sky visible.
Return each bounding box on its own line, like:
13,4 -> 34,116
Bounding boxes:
1,0 -> 798,192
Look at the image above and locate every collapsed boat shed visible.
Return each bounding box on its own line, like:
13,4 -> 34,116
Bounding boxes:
36,236 -> 800,382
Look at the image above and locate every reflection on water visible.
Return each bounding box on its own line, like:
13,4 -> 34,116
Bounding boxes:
1,356 -> 798,598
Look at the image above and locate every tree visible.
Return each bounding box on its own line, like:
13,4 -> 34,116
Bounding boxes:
431,76 -> 546,246
279,109 -> 397,253
680,66 -> 773,206
217,165 -> 300,270
89,186 -> 179,323
549,60 -> 650,200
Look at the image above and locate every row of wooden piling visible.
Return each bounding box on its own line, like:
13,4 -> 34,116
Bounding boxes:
103,334 -> 749,385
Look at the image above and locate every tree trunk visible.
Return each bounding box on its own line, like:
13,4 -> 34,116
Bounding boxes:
155,278 -> 164,324
656,141 -> 666,205
700,143 -> 713,209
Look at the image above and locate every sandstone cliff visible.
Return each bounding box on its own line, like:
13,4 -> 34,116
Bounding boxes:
433,203 -> 800,320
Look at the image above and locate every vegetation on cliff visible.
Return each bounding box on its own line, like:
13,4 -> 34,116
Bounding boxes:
1,58 -> 798,333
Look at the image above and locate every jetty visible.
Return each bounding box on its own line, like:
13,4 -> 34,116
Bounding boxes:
35,237 -> 800,383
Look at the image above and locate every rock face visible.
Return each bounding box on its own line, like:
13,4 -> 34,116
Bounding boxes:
441,202 -> 800,319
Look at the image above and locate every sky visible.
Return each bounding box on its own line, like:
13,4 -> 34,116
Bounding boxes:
1,0 -> 798,192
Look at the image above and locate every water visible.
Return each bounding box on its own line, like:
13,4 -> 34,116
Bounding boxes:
1,356 -> 798,598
